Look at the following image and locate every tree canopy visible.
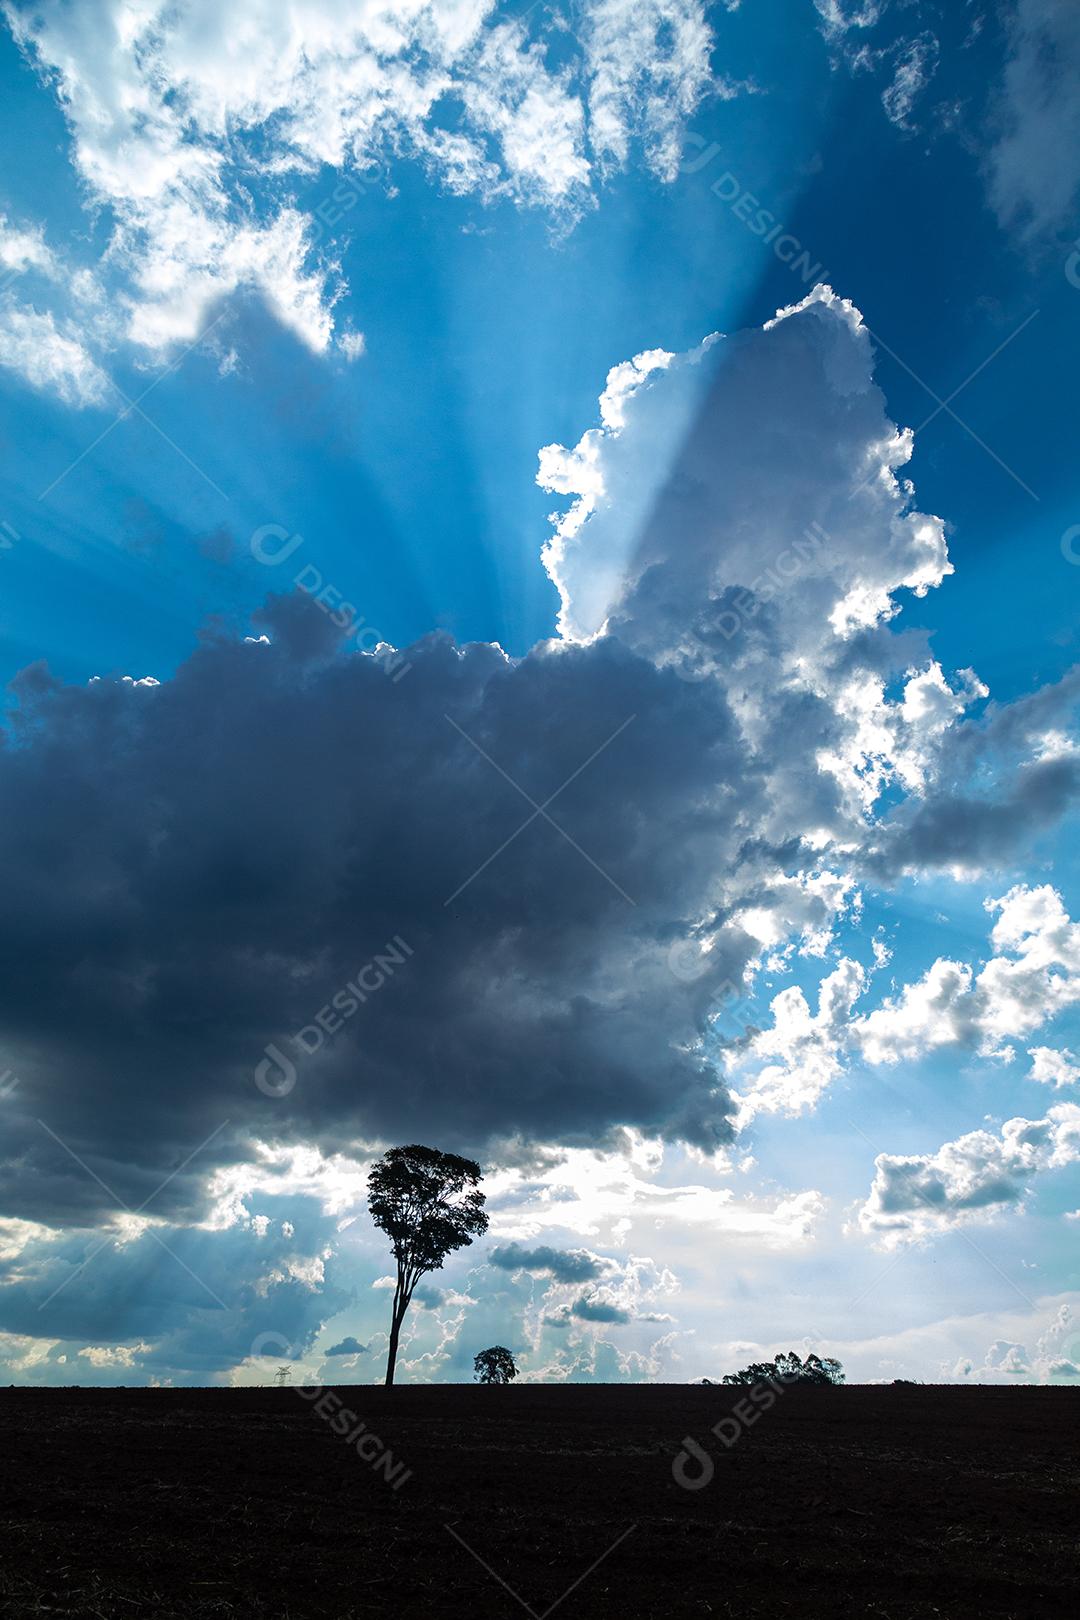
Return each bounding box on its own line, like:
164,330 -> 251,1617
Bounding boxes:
474,1346 -> 518,1384
722,1351 -> 844,1386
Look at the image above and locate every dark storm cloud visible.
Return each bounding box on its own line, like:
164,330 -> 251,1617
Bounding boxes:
0,595 -> 762,1227
325,1335 -> 368,1356
488,1242 -> 607,1283
571,1296 -> 631,1324
868,755 -> 1080,878
865,671 -> 1080,880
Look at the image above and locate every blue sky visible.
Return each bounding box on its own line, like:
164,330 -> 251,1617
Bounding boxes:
1,0 -> 1079,1389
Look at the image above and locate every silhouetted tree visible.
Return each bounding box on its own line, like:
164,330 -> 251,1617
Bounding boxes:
368,1144 -> 488,1386
722,1351 -> 844,1386
474,1346 -> 518,1384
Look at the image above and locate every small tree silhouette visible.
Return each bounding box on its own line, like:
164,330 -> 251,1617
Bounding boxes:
474,1346 -> 518,1384
368,1144 -> 488,1386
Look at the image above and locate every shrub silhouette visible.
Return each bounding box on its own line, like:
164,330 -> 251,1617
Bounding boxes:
722,1351 -> 844,1386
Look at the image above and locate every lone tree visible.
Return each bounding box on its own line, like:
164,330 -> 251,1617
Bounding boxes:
368,1144 -> 488,1386
474,1346 -> 518,1384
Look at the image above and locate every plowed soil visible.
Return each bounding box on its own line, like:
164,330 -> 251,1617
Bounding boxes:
1,1384 -> 1077,1618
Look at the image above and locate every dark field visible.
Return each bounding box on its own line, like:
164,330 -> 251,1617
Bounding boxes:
1,1384 -> 1078,1618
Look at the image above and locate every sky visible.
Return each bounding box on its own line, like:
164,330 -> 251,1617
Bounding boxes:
0,0 -> 1079,1390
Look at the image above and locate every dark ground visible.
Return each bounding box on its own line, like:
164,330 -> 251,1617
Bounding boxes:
1,1384 -> 1078,1618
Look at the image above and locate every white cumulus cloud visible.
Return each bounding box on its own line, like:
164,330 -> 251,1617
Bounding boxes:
858,1103 -> 1080,1245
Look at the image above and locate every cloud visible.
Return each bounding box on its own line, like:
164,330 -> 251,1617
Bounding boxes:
985,0 -> 1080,239
0,212 -> 55,277
0,1197 -> 353,1377
812,1 -> 1080,241
571,1294 -> 630,1323
813,17 -> 940,135
1028,1048 -> 1080,1089
811,3 -> 938,135
858,1103 -> 1080,1245
449,20 -> 590,210
734,883 -> 1080,1119
507,1249 -> 678,1330
79,1341 -> 153,1369
485,1141 -> 826,1249
325,1335 -> 367,1356
856,885 -> 1080,1065
538,287 -> 953,670
953,1303 -> 1080,1384
0,207 -> 115,404
732,956 -> 868,1121
0,302 -> 110,407
880,32 -> 938,130
4,0 -> 722,370
488,1243 -> 608,1283
0,1137 -> 402,1383
812,1 -> 886,35
583,1 -> 719,182
982,1339 -> 1030,1376
0,614 -> 747,1225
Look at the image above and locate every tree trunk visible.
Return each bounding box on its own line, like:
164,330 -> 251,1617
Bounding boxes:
384,1307 -> 402,1386
385,1287 -> 408,1386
